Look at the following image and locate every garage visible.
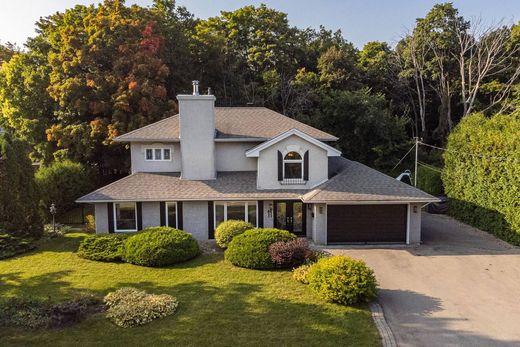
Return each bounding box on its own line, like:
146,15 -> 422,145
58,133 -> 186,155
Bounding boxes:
327,204 -> 408,243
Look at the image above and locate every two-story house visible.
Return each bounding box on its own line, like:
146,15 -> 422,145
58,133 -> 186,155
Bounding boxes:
77,81 -> 437,245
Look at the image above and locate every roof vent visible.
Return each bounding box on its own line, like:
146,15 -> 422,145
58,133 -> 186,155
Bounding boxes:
192,80 -> 200,95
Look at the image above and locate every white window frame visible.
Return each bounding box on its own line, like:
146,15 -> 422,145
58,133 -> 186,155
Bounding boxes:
283,151 -> 304,180
113,202 -> 138,232
144,147 -> 172,162
214,201 -> 258,228
165,201 -> 178,228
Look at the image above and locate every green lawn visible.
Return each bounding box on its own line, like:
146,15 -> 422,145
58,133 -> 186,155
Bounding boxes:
0,234 -> 380,346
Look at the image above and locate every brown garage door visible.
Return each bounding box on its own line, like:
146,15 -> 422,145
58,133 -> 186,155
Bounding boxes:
327,204 -> 407,243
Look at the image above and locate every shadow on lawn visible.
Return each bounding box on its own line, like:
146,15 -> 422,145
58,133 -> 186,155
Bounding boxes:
99,280 -> 376,345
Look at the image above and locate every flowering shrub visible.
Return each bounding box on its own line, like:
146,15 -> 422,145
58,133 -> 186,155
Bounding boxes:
214,220 -> 254,249
292,264 -> 311,284
268,238 -> 313,268
104,287 -> 179,328
307,256 -> 377,305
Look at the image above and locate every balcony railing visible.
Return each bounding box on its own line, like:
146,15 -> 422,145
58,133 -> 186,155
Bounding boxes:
280,178 -> 307,185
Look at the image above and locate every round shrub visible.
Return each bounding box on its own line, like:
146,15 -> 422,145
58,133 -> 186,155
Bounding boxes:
77,234 -> 128,262
123,227 -> 199,267
214,220 -> 254,249
224,228 -> 295,269
268,238 -> 313,268
307,256 -> 377,305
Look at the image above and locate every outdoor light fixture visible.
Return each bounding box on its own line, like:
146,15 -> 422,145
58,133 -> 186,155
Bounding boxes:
267,203 -> 273,218
413,205 -> 418,213
49,203 -> 57,233
319,206 -> 324,214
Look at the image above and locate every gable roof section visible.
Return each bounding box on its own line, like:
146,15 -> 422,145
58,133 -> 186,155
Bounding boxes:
245,128 -> 342,157
302,157 -> 439,203
114,107 -> 338,142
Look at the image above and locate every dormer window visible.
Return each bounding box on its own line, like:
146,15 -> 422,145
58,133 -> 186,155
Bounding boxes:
145,148 -> 171,161
284,152 -> 303,179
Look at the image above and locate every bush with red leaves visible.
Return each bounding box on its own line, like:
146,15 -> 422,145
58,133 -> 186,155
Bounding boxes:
268,238 -> 313,268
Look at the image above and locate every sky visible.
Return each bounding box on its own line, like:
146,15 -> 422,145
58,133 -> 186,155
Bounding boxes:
1,0 -> 519,49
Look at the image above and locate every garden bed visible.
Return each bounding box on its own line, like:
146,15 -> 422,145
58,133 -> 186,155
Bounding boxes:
0,233 -> 380,346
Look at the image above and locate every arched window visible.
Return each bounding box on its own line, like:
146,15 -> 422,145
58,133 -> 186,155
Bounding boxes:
283,151 -> 303,179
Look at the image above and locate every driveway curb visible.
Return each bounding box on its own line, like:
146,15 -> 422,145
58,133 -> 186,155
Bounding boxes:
370,302 -> 397,347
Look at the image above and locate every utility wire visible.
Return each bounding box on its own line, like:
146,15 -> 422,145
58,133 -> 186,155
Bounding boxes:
417,161 -> 443,174
418,141 -> 520,163
392,143 -> 416,171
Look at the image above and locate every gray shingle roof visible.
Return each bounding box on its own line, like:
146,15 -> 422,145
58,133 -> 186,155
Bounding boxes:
114,107 -> 338,142
78,158 -> 438,203
302,157 -> 438,203
77,172 -> 307,202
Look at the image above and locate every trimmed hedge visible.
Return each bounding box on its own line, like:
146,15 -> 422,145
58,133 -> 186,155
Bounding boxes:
442,111 -> 520,245
307,256 -> 377,305
124,227 -> 199,267
77,234 -> 128,262
225,228 -> 296,269
214,220 -> 254,249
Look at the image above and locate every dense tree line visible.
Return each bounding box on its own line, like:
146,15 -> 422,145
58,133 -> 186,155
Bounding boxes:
0,0 -> 518,177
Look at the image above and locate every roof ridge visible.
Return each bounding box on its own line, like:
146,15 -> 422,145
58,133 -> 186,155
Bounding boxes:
115,115 -> 178,140
350,160 -> 437,199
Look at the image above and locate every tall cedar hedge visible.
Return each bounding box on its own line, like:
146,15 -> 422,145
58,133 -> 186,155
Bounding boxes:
442,111 -> 520,245
0,133 -> 42,237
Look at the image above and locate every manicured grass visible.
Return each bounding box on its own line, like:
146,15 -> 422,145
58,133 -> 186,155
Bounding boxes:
0,234 -> 380,346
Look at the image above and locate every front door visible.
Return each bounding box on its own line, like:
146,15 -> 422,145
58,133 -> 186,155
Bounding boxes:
274,201 -> 305,236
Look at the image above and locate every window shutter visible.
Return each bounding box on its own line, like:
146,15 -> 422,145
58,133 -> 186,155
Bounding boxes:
136,202 -> 143,230
208,201 -> 214,239
304,150 -> 309,181
258,201 -> 264,228
278,151 -> 283,181
177,202 -> 183,230
159,202 -> 166,226
107,202 -> 114,233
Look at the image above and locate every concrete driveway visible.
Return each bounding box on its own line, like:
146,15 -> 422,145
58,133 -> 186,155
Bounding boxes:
325,213 -> 520,347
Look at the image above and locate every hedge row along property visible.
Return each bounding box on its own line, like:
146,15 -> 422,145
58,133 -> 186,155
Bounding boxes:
442,110 -> 520,245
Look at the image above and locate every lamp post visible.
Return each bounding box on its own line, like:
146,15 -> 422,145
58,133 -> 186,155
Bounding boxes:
50,203 -> 57,234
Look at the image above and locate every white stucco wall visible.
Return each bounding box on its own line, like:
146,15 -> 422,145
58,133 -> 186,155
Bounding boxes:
182,201 -> 209,240
215,142 -> 259,172
306,203 -> 313,238
408,203 -> 423,244
94,203 -> 109,234
178,95 -> 216,180
312,203 -> 327,245
130,142 -> 180,173
142,202 -> 161,229
256,135 -> 328,190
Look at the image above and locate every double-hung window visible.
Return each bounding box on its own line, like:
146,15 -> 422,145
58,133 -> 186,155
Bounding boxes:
215,201 -> 257,228
114,202 -> 137,232
145,148 -> 171,161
